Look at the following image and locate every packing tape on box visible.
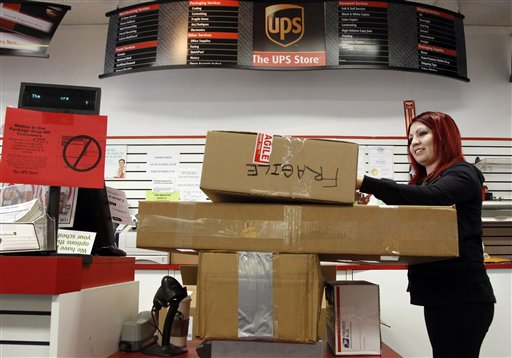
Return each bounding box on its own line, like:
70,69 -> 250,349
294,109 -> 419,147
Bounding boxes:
238,252 -> 274,338
140,203 -> 304,250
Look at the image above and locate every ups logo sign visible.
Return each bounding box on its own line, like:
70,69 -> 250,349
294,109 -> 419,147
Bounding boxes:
265,4 -> 304,47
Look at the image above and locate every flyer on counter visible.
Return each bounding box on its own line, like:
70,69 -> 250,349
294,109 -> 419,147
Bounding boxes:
106,186 -> 133,225
0,107 -> 107,188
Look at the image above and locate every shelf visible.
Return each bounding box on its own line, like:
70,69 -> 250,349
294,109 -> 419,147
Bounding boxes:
475,157 -> 512,171
482,200 -> 512,223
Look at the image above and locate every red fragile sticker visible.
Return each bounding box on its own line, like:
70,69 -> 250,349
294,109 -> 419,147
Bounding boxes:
253,133 -> 273,164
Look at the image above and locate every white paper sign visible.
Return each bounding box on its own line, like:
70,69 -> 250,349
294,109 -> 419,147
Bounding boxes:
0,223 -> 40,252
146,148 -> 180,179
176,167 -> 208,201
57,229 -> 95,255
367,146 -> 394,179
152,179 -> 176,193
106,187 -> 133,225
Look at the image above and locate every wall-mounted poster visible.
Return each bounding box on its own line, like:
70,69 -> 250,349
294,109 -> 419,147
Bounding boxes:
105,145 -> 128,179
101,0 -> 468,81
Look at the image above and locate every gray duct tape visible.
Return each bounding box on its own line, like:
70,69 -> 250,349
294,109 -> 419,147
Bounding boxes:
237,252 -> 274,338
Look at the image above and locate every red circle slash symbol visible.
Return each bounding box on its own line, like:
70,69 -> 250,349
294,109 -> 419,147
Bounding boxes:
63,135 -> 102,172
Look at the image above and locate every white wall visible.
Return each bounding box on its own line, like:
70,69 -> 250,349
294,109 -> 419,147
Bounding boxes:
1,25 -> 511,138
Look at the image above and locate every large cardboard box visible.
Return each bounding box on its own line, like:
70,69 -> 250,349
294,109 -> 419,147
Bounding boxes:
200,131 -> 358,204
137,201 -> 459,264
196,252 -> 324,342
325,281 -> 381,356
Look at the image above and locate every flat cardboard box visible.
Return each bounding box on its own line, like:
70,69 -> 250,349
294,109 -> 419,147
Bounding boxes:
200,131 -> 358,204
137,201 -> 459,264
196,252 -> 324,342
326,281 -> 381,355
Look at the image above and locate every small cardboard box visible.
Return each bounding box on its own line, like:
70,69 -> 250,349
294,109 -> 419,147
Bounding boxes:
196,252 -> 324,342
137,201 -> 459,264
200,131 -> 358,204
326,281 -> 381,355
170,252 -> 198,265
319,264 -> 338,341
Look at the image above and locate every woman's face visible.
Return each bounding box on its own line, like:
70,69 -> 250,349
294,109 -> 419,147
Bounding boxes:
408,121 -> 439,174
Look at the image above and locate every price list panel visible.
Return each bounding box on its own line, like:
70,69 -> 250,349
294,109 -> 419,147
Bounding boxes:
416,6 -> 458,78
338,1 -> 388,66
187,0 -> 239,66
114,4 -> 160,73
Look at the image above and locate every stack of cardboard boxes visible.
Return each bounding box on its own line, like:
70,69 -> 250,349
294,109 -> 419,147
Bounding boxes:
138,131 -> 460,355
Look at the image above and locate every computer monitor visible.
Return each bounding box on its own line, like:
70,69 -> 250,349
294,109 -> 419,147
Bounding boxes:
17,82 -> 125,256
18,82 -> 101,115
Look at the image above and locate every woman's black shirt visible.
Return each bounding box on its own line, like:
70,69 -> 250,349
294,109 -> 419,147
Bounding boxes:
360,162 -> 496,306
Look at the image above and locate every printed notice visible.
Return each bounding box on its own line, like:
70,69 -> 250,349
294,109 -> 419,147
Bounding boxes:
0,223 -> 40,252
0,108 -> 107,188
338,1 -> 388,66
57,229 -> 95,255
146,147 -> 180,178
114,4 -> 160,73
187,0 -> 239,65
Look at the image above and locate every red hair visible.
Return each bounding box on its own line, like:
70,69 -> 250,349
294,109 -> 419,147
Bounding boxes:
407,112 -> 465,185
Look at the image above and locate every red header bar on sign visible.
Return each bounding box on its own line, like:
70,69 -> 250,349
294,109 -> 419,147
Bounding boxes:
187,32 -> 238,39
416,6 -> 455,20
252,51 -> 326,67
339,1 -> 388,8
189,1 -> 239,7
115,41 -> 158,53
418,43 -> 457,57
119,4 -> 160,17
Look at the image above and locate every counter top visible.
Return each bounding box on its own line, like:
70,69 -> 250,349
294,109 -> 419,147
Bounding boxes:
0,255 -> 135,295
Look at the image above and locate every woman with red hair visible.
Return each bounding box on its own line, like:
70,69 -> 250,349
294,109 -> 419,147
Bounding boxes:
356,112 -> 495,358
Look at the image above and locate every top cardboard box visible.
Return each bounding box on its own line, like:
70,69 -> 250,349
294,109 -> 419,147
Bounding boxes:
200,131 -> 358,204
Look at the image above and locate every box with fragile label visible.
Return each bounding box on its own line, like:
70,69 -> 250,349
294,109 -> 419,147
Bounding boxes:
326,281 -> 381,355
200,131 -> 358,204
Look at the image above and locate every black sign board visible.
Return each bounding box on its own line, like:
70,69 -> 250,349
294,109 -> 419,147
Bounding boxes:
0,1 -> 70,58
100,0 -> 468,81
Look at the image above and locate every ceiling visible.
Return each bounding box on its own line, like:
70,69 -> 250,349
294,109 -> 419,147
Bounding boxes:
47,0 -> 511,27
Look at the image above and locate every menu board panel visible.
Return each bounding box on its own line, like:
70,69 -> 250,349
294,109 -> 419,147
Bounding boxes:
113,4 -> 160,73
416,5 -> 459,78
0,1 -> 70,58
338,1 -> 388,66
187,0 -> 239,65
101,0 -> 468,81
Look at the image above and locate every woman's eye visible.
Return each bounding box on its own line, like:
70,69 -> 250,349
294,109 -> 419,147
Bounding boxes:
419,131 -> 428,137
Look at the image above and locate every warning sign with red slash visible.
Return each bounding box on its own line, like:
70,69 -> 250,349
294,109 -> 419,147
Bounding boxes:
0,107 -> 107,188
